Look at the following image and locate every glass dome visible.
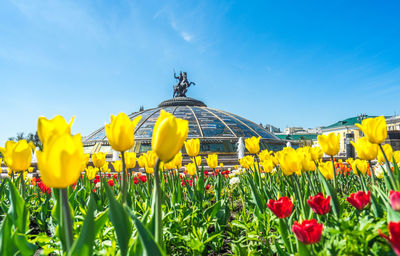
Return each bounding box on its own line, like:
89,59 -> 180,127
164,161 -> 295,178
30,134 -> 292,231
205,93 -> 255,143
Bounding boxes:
83,97 -> 285,154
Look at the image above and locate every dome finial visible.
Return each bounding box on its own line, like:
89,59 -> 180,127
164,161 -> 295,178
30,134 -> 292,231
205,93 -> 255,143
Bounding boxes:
173,71 -> 196,97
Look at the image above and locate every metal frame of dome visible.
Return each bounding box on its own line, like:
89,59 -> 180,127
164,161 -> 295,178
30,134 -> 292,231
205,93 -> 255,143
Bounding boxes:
83,97 -> 286,156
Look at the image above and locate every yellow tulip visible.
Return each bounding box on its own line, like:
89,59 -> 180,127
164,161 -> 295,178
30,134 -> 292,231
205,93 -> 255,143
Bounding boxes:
350,137 -> 378,161
245,136 -> 261,154
112,160 -> 123,173
152,110 -> 188,162
261,159 -> 274,173
186,162 -> 197,176
81,153 -> 90,171
143,151 -> 157,169
101,163 -> 110,173
351,159 -> 369,175
239,155 -> 254,169
184,138 -> 200,157
206,154 -> 218,169
393,151 -> 400,164
37,115 -> 74,144
124,152 -> 137,169
355,116 -> 387,144
220,163 -> 224,168
37,134 -> 84,188
377,144 -> 393,163
138,155 -> 146,168
28,167 -> 34,173
105,113 -> 142,152
92,152 -> 106,168
0,140 -> 33,172
297,149 -> 316,171
310,147 -> 323,162
86,166 -> 98,180
174,152 -> 183,169
318,162 -> 334,180
317,133 -> 340,156
234,165 -> 238,170
191,156 -> 201,166
258,149 -> 272,162
146,167 -> 154,174
277,148 -> 302,176
164,159 -> 175,170
0,158 -> 2,167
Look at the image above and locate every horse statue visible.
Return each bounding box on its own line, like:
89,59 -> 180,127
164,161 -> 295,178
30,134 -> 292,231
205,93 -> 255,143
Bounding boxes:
173,71 -> 196,97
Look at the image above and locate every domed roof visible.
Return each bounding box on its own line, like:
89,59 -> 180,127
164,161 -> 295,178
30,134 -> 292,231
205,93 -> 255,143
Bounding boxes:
83,97 -> 280,144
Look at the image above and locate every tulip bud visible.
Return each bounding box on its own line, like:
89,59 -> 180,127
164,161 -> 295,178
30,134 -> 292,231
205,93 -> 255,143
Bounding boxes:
152,110 -> 188,163
355,116 -> 387,144
37,134 -> 84,188
0,140 -> 33,172
292,219 -> 323,244
37,115 -> 74,144
317,133 -> 340,156
205,154 -> 218,169
184,138 -> 200,157
245,136 -> 261,154
105,113 -> 142,152
347,191 -> 371,210
92,152 -> 107,168
267,196 -> 293,218
390,191 -> 400,211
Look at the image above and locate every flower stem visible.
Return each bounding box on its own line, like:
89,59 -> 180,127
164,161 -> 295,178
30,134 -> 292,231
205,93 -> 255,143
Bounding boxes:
20,172 -> 25,198
330,156 -> 337,190
151,159 -> 163,247
121,151 -> 127,204
60,188 -> 73,251
379,144 -> 397,190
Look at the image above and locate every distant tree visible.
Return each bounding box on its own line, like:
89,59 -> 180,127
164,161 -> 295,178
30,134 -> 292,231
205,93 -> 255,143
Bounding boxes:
139,105 -> 144,112
8,131 -> 42,150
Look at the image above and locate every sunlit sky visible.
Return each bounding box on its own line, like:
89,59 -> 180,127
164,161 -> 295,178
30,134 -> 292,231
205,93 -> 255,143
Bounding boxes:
1,0 -> 400,143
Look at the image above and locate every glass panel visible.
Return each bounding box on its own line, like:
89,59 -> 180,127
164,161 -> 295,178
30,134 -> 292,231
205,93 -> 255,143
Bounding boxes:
85,129 -> 106,141
192,107 -> 234,137
173,106 -> 201,137
200,142 -> 226,152
223,111 -> 276,139
135,107 -> 176,138
207,109 -> 256,138
267,143 -> 285,152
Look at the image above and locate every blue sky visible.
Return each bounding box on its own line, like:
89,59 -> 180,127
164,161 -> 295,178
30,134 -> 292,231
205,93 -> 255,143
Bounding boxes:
1,0 -> 400,143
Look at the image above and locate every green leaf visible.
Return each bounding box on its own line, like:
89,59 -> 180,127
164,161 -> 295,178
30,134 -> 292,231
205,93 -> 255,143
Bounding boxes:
13,232 -> 38,256
104,180 -> 133,256
125,206 -> 165,256
68,193 -> 97,256
246,174 -> 264,213
7,179 -> 29,233
94,209 -> 109,237
0,215 -> 17,256
317,169 -> 340,218
296,239 -> 311,256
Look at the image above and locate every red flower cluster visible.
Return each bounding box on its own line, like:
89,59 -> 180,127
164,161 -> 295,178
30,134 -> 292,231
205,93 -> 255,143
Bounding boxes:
379,221 -> 400,256
267,197 -> 293,218
347,191 -> 371,210
133,175 -> 147,184
292,219 -> 323,244
307,193 -> 331,215
390,191 -> 400,211
93,175 -> 101,184
32,177 -> 51,194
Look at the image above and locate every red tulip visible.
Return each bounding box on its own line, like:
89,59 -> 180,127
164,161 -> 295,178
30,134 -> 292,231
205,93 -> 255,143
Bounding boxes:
292,219 -> 323,245
379,221 -> 400,256
139,175 -> 147,183
307,192 -> 331,215
390,191 -> 400,211
205,184 -> 211,190
347,191 -> 370,210
267,196 -> 293,218
108,179 -> 115,187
